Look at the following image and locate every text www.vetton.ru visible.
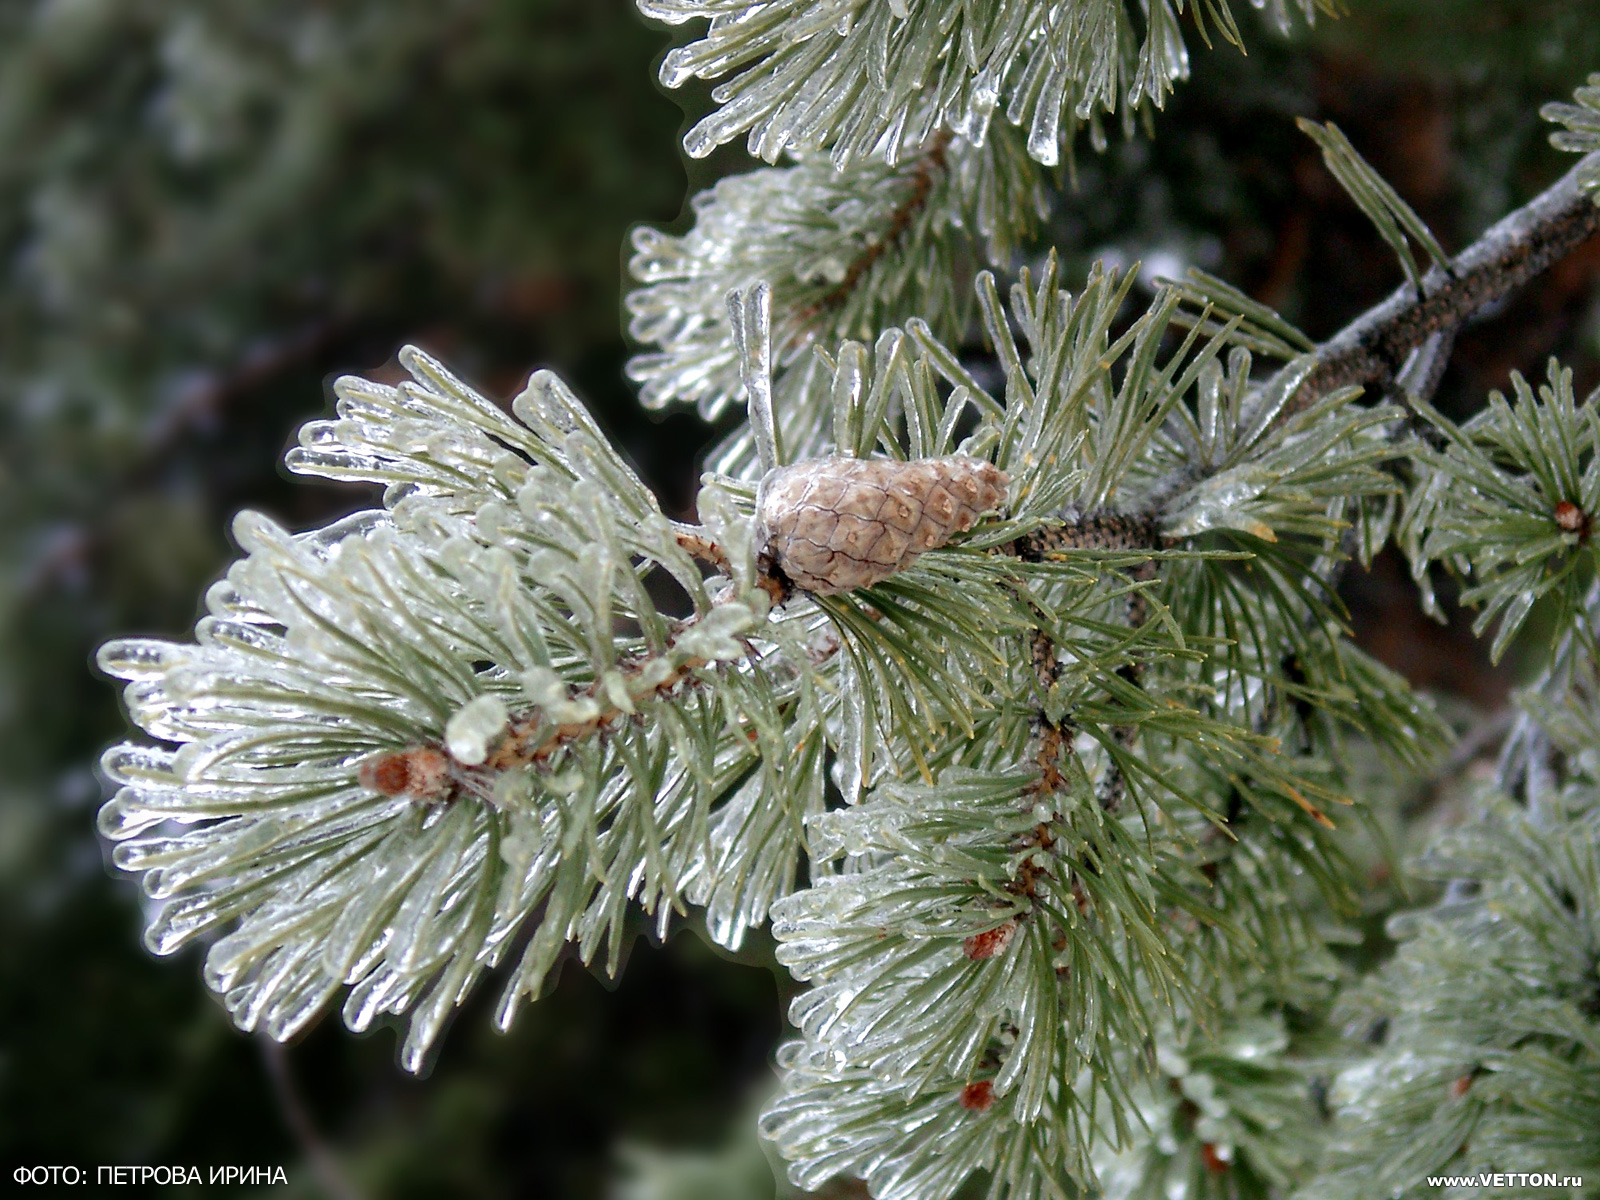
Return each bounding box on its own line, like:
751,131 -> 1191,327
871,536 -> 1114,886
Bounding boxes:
1426,1174 -> 1582,1188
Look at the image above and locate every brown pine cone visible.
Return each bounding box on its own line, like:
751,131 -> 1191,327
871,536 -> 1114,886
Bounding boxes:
756,455 -> 1009,595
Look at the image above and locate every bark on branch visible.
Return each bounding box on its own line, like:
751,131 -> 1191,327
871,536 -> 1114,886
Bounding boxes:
1287,150 -> 1600,410
1019,152 -> 1600,555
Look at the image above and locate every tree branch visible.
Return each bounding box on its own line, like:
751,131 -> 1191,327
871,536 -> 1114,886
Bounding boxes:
984,156 -> 1600,832
1007,511 -> 1163,560
793,130 -> 954,328
1286,151 -> 1600,411
1016,152 -> 1600,555
259,1039 -> 365,1200
366,141 -> 1600,809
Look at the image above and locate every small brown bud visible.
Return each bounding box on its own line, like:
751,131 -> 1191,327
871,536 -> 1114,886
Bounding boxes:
958,1080 -> 994,1112
962,920 -> 1017,961
358,746 -> 452,801
1554,500 -> 1590,541
1201,1143 -> 1230,1174
756,456 -> 1008,595
1451,1073 -> 1474,1098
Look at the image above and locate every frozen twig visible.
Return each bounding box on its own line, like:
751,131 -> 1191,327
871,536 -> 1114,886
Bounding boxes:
1281,150 -> 1600,412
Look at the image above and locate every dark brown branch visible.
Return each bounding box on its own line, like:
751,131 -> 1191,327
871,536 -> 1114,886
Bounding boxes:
1084,153 -> 1600,539
478,535 -> 794,775
1284,151 -> 1600,412
376,145 -> 1600,814
1008,511 -> 1163,560
485,644 -> 712,773
675,527 -> 789,604
362,585 -> 837,796
1003,512 -> 1161,814
259,1040 -> 365,1200
793,130 -> 954,326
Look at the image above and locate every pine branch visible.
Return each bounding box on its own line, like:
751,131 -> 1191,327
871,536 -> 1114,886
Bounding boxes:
1016,152 -> 1600,564
1286,150 -> 1600,412
357,598 -> 781,798
1009,511 -> 1164,559
482,601 -> 823,773
645,0 -> 1335,167
793,130 -> 955,327
1400,360 -> 1600,662
627,125 -> 1041,427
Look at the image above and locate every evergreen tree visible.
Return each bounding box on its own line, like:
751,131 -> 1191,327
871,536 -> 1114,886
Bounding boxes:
90,4 -> 1600,1196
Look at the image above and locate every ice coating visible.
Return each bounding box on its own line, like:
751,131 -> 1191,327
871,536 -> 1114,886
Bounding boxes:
756,455 -> 1009,595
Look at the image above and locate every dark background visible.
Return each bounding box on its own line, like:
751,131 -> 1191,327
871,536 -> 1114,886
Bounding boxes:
1,2 -> 1598,1197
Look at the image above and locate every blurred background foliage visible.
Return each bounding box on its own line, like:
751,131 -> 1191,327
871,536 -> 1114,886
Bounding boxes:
2,1 -> 1599,1197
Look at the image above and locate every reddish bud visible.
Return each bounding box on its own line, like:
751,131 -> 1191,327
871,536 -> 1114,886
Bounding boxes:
358,746 -> 452,801
1451,1073 -> 1474,1098
361,753 -> 411,795
1554,500 -> 1590,541
1201,1143 -> 1230,1174
962,920 -> 1017,961
958,1081 -> 994,1112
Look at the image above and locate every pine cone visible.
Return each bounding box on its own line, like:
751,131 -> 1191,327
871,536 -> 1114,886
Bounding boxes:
756,456 -> 1009,595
